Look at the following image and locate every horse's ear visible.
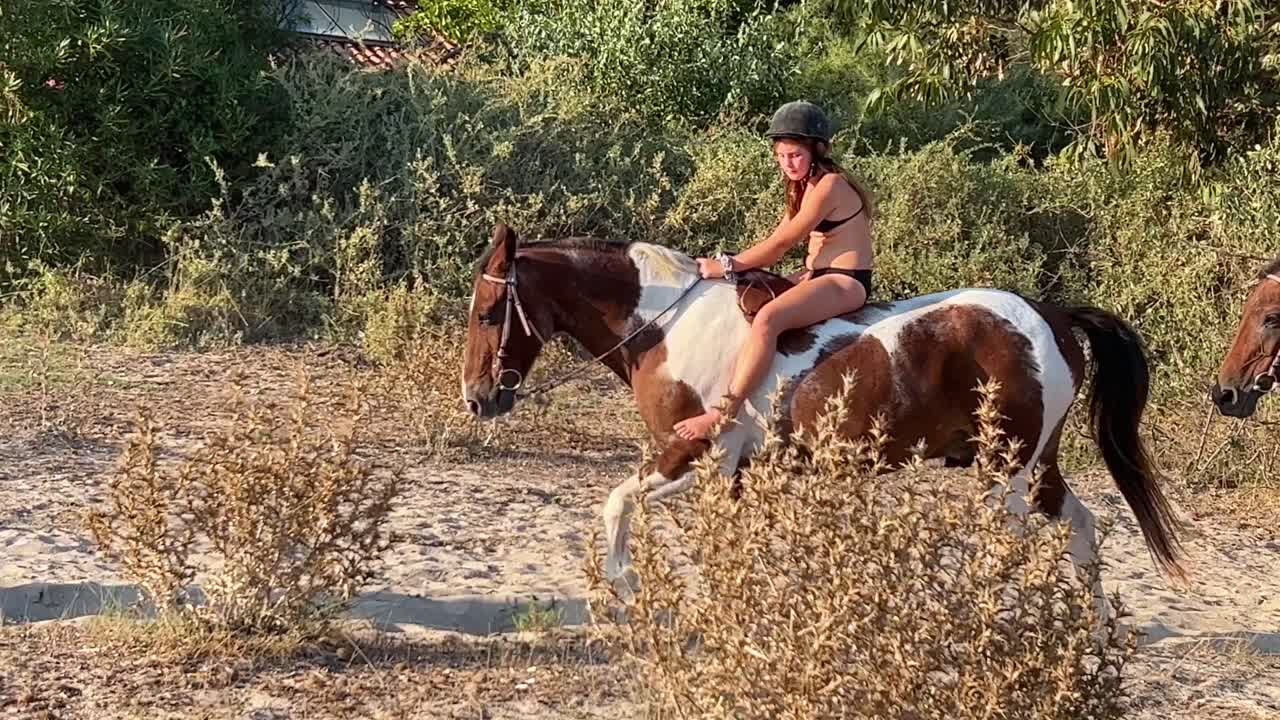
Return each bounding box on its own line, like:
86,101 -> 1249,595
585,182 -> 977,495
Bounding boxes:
487,223 -> 518,274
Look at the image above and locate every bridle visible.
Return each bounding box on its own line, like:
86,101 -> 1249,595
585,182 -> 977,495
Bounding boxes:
1251,273 -> 1280,394
479,251 -> 702,400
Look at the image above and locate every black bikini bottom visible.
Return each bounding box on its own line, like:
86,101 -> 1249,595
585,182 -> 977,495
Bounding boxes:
810,267 -> 872,298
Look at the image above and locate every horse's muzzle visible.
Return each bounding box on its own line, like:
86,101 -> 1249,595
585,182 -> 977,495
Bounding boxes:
462,384 -> 517,419
1211,382 -> 1261,418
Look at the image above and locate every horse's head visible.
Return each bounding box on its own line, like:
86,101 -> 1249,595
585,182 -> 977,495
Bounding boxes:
461,223 -> 550,418
1212,263 -> 1280,418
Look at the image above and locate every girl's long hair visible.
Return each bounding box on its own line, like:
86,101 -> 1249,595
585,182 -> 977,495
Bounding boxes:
782,139 -> 876,224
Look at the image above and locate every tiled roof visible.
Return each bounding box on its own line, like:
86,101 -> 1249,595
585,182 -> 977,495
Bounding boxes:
280,35 -> 460,70
292,36 -> 409,69
276,1 -> 460,71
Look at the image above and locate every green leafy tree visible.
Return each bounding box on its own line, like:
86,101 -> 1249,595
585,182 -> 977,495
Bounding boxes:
0,0 -> 288,287
391,0 -> 513,45
845,0 -> 1280,171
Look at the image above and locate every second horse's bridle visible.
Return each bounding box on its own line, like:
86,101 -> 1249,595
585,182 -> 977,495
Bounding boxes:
1250,273 -> 1280,393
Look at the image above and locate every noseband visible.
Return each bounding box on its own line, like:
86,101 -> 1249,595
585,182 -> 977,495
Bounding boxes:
481,259 -> 544,394
479,251 -> 702,399
1253,273 -> 1280,394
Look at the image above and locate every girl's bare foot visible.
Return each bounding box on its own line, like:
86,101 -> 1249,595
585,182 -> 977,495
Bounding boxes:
673,407 -> 724,440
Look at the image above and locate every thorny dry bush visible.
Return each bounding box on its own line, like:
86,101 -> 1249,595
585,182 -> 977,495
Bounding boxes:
587,378 -> 1137,720
373,327 -> 499,459
0,329 -> 101,439
86,367 -> 404,633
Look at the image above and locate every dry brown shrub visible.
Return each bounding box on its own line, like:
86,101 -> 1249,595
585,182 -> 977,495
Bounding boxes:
374,325 -> 500,458
0,329 -> 101,439
587,378 -> 1137,720
87,367 -> 404,633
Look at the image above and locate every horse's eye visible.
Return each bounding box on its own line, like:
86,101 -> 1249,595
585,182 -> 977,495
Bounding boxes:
480,308 -> 504,327
1265,314 -> 1280,330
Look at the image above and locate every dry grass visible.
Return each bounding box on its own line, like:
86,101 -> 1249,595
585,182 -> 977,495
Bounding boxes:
1149,397 -> 1280,491
1,335 -> 1277,718
586,377 -> 1138,719
0,618 -> 632,719
85,366 -> 404,633
0,329 -> 102,440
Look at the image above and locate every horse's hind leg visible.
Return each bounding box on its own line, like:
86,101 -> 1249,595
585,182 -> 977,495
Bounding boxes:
983,388 -> 1111,622
1031,441 -> 1111,623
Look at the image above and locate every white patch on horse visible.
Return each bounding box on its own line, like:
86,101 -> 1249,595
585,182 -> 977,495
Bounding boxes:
626,244 -> 751,430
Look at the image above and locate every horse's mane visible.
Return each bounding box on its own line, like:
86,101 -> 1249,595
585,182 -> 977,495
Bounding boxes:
474,233 -> 633,273
1259,255 -> 1280,280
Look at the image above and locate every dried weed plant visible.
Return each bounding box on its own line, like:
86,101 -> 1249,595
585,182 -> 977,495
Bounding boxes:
586,377 -> 1137,720
1,330 -> 101,439
374,325 -> 499,458
87,367 -> 404,633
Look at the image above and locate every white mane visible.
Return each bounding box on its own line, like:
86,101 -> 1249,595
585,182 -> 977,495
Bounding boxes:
627,242 -> 700,288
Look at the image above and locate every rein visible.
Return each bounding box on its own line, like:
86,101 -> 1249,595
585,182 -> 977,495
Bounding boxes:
1254,273 -> 1280,393
480,253 -> 702,399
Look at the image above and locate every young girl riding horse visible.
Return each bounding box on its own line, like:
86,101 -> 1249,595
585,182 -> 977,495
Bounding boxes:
673,100 -> 878,441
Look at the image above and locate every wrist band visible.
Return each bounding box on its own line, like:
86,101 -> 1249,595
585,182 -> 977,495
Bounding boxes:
716,253 -> 736,281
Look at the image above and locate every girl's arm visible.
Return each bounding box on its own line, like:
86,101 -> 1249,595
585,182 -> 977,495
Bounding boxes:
703,175 -> 840,277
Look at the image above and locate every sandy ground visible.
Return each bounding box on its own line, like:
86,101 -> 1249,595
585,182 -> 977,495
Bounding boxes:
0,341 -> 1277,718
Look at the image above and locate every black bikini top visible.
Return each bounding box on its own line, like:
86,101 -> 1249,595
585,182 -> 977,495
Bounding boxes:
813,200 -> 865,233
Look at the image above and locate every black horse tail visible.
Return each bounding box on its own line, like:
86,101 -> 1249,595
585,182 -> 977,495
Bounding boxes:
1067,306 -> 1187,579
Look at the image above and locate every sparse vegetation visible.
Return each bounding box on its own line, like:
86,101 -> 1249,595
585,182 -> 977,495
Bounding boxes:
587,379 -> 1137,719
86,367 -> 404,633
511,596 -> 566,634
3,0 -> 1280,716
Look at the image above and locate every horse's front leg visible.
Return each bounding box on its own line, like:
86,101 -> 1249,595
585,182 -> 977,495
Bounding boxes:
602,438 -> 711,592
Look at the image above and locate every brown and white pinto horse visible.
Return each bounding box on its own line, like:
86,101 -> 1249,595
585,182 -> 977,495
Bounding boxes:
461,224 -> 1186,612
1212,256 -> 1280,418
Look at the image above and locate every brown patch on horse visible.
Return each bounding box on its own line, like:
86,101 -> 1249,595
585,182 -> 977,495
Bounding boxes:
629,339 -> 711,476
788,305 -> 1049,473
521,241 -> 652,380
785,333 -> 893,440
777,329 -> 818,355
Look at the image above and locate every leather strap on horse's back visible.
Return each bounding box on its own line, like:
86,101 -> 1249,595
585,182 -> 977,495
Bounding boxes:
735,270 -> 797,322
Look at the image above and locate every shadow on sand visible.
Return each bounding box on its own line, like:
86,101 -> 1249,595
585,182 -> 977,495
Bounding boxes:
0,582 -> 592,636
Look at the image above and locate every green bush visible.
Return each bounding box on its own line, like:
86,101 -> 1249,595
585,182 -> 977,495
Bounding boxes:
858,138 -> 1049,298
795,36 -> 1074,160
0,0 -> 288,288
1030,134 -> 1280,396
500,0 -> 814,125
392,0 -> 512,45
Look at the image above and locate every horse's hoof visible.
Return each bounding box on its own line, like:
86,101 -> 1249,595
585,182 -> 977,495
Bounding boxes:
609,568 -> 641,603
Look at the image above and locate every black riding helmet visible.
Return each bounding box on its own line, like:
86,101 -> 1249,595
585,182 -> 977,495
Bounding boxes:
764,100 -> 833,144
